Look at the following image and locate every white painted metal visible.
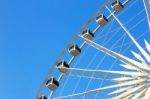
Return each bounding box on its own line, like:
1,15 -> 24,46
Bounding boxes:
113,85 -> 145,99
131,89 -> 147,99
37,0 -> 150,98
143,0 -> 150,29
120,64 -> 138,71
108,86 -> 133,95
131,51 -> 146,63
54,79 -> 146,99
64,67 -> 147,77
145,40 -> 150,53
82,37 -> 150,72
144,87 -> 150,99
106,6 -> 150,63
111,77 -> 135,82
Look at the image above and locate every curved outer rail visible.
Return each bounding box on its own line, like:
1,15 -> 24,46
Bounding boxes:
35,0 -> 116,98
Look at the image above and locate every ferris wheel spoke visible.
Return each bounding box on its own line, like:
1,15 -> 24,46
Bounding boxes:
106,6 -> 150,63
97,79 -> 146,92
111,77 -> 136,82
144,39 -> 150,53
67,74 -> 111,81
63,67 -> 147,78
125,94 -> 135,98
131,51 -> 146,63
120,64 -> 138,71
82,37 -> 150,73
37,0 -> 150,98
108,86 -> 133,95
112,33 -> 148,50
131,89 -> 147,99
144,87 -> 150,99
53,79 -> 146,99
108,3 -> 145,42
111,17 -> 148,50
105,7 -> 145,42
143,0 -> 150,29
112,84 -> 146,99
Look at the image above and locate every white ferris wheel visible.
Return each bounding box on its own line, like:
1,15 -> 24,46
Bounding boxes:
36,0 -> 150,99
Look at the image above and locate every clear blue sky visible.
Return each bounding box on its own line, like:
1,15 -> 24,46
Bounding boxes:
0,0 -> 149,99
0,0 -> 106,99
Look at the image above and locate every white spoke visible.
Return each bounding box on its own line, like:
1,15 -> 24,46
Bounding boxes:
143,0 -> 150,29
145,39 -> 150,53
37,0 -> 150,98
113,85 -> 146,99
144,87 -> 150,99
64,67 -> 147,77
120,64 -> 138,71
106,6 -> 150,63
53,79 -> 146,99
131,51 -> 146,63
108,86 -> 133,95
131,89 -> 147,99
82,37 -> 150,73
111,77 -> 135,82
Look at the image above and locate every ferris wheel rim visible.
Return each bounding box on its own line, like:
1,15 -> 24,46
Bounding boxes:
36,0 -> 150,99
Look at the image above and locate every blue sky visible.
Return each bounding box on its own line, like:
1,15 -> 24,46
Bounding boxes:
0,0 -> 106,99
1,0 -> 149,99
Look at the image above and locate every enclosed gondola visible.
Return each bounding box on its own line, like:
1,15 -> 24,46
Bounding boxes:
38,96 -> 47,99
112,0 -> 123,12
82,29 -> 94,40
46,77 -> 59,91
69,44 -> 81,56
57,61 -> 69,73
96,14 -> 108,26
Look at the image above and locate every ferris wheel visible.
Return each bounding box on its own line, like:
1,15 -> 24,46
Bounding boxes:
36,0 -> 150,99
